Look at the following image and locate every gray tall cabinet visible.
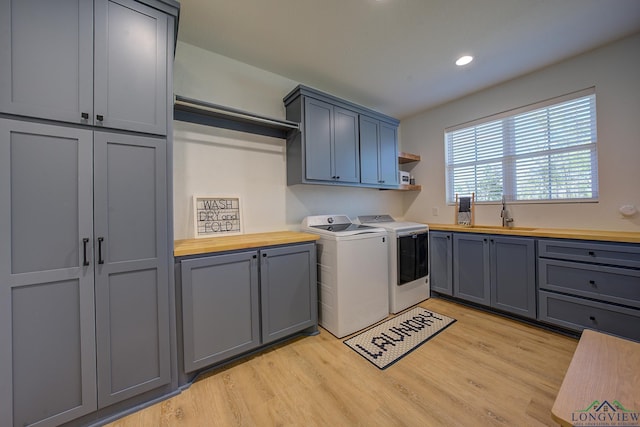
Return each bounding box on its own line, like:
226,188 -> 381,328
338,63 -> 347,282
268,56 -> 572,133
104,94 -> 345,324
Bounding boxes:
0,0 -> 178,426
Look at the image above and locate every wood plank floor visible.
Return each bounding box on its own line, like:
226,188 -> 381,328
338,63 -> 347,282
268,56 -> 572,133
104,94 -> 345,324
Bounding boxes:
107,298 -> 578,426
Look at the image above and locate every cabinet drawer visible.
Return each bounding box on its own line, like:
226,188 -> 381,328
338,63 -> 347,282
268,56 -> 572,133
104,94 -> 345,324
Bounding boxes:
538,239 -> 640,268
538,291 -> 640,341
538,259 -> 640,309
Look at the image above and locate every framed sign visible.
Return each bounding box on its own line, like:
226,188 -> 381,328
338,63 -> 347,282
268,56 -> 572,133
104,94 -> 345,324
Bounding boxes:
193,195 -> 243,237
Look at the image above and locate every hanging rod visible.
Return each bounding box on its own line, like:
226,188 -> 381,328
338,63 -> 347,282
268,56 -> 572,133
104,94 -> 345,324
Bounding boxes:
174,95 -> 299,139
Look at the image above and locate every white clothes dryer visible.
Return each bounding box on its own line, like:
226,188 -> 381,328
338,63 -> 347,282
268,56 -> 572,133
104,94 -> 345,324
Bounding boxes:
357,215 -> 429,314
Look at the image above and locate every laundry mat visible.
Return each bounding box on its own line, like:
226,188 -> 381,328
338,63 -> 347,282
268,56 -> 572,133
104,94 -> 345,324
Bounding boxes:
344,307 -> 456,369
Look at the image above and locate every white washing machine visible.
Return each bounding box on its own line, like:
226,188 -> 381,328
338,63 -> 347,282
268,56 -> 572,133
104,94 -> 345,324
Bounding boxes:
301,215 -> 389,338
357,215 -> 429,314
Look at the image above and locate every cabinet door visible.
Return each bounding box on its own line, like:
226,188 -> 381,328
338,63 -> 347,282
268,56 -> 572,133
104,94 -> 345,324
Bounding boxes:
359,116 -> 398,187
430,232 -> 453,295
490,236 -> 536,319
378,122 -> 398,186
0,119 -> 97,427
93,131 -> 170,408
332,107 -> 360,183
453,233 -> 491,305
181,252 -> 260,373
359,115 -> 380,185
260,244 -> 318,344
94,0 -> 167,135
0,0 -> 94,124
304,97 -> 333,181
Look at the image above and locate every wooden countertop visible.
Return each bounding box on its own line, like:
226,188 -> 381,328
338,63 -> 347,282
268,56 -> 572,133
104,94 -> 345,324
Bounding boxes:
551,330 -> 640,427
174,231 -> 320,257
426,223 -> 640,243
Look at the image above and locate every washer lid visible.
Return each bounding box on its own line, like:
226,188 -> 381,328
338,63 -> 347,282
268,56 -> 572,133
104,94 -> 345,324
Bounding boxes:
357,214 -> 395,223
302,214 -> 386,235
302,214 -> 352,228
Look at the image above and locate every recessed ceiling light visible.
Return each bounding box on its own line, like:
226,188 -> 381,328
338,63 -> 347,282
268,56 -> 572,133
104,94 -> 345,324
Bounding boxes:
456,55 -> 474,66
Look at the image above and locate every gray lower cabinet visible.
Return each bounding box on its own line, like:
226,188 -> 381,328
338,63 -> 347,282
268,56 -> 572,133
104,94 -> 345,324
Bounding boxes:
538,239 -> 640,340
429,231 -> 453,295
180,243 -> 317,374
0,118 -> 170,427
453,234 -> 491,305
359,115 -> 399,188
453,233 -> 536,318
180,251 -> 260,373
260,244 -> 317,344
0,0 -> 168,135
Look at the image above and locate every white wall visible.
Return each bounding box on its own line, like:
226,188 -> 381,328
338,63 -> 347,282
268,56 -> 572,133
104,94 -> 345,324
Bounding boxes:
401,33 -> 640,231
173,42 -> 403,239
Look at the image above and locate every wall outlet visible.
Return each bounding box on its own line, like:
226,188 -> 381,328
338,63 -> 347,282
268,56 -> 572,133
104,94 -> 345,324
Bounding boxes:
432,207 -> 439,216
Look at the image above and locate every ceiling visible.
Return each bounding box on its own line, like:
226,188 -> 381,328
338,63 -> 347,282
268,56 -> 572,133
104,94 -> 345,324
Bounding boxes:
176,0 -> 640,119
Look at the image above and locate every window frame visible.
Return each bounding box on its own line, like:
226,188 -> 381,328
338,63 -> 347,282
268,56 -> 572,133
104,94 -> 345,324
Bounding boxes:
444,88 -> 598,205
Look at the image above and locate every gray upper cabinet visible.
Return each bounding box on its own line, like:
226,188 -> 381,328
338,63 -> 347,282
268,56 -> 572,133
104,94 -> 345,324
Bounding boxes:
302,97 -> 359,183
0,0 -> 167,135
284,85 -> 400,189
332,107 -> 360,183
379,122 -> 399,186
93,0 -> 167,134
0,0 -> 94,127
0,119 -> 97,427
303,98 -> 333,181
360,116 -> 399,187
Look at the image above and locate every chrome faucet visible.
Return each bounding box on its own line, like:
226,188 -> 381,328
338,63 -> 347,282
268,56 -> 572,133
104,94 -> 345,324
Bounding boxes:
501,196 -> 514,227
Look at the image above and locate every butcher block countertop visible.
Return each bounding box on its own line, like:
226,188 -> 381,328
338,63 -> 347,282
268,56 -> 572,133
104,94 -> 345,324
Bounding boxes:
551,329 -> 640,427
426,224 -> 640,244
174,231 -> 320,257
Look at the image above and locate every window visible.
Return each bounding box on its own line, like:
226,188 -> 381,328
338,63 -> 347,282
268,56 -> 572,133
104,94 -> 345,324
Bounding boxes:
445,88 -> 598,203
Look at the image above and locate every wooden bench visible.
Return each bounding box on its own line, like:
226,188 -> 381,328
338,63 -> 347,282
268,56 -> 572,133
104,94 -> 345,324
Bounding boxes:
552,329 -> 640,426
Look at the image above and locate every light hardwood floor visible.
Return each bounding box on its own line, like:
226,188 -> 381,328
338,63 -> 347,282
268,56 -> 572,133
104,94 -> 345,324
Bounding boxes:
107,298 -> 578,426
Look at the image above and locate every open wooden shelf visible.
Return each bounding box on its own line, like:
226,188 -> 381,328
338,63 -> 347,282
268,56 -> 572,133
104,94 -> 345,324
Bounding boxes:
398,184 -> 422,191
398,152 -> 421,164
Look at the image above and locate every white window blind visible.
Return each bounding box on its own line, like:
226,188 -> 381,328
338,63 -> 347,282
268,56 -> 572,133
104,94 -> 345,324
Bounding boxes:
445,88 -> 598,203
